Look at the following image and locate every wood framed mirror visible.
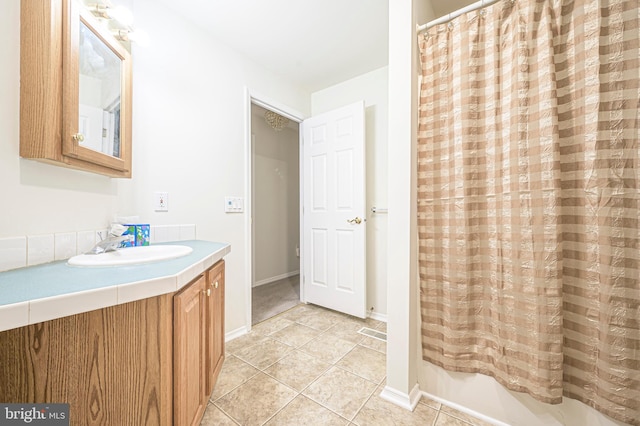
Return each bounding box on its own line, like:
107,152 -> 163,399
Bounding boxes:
62,1 -> 132,173
20,0 -> 132,178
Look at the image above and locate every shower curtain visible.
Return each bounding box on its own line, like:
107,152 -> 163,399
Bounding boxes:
417,0 -> 639,424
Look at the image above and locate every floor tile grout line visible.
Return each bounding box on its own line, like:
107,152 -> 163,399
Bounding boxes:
257,392 -> 299,426
209,400 -> 242,425
267,308 -> 385,416
432,409 -> 441,426
209,304 -> 390,426
295,363 -> 382,422
330,362 -> 385,386
207,304 -> 489,426
231,337 -> 297,371
265,393 -> 353,426
265,323 -> 324,348
348,376 -> 385,424
208,367 -> 262,405
438,409 -> 479,426
208,355 -> 262,403
260,357 -> 333,396
249,334 -> 339,414
297,388 -> 353,423
211,374 -> 298,426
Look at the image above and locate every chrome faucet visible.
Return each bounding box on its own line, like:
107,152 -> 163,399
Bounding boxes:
86,235 -> 131,254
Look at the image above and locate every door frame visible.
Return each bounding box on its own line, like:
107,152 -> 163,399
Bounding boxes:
243,88 -> 305,331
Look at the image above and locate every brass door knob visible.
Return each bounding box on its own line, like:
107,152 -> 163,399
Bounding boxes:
215,281 -> 219,289
347,217 -> 362,224
72,133 -> 85,142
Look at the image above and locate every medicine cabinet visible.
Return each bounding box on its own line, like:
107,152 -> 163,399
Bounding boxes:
20,0 -> 133,178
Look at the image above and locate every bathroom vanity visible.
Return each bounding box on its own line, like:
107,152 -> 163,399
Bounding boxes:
0,240 -> 229,426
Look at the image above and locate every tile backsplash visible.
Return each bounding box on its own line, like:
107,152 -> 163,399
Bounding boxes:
27,234 -> 54,266
0,237 -> 27,271
0,224 -> 196,273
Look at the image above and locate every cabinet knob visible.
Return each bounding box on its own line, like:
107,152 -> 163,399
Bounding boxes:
204,288 -> 211,297
214,281 -> 219,289
72,133 -> 85,142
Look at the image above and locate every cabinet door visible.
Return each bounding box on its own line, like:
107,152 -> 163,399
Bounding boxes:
206,260 -> 225,396
0,295 -> 173,425
174,274 -> 207,426
20,0 -> 132,178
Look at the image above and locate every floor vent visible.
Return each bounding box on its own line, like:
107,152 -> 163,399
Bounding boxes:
358,327 -> 387,342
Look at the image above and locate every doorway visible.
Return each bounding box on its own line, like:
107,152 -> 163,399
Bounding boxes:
250,103 -> 301,325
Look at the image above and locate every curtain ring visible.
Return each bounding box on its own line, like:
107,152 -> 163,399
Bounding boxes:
447,22 -> 454,31
480,9 -> 487,18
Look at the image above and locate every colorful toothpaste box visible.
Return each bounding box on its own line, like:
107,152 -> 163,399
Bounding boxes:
122,224 -> 150,247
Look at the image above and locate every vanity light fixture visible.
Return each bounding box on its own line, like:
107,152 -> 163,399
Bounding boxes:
91,3 -> 134,26
88,1 -> 150,48
114,28 -> 150,47
264,110 -> 290,131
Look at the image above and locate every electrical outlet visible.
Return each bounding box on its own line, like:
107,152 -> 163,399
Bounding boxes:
154,192 -> 169,212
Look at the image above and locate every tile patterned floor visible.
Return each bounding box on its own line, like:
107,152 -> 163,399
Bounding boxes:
202,303 -> 492,426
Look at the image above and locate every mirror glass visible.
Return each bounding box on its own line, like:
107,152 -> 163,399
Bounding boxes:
78,21 -> 122,158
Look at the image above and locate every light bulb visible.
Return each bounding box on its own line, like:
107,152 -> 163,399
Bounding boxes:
107,5 -> 134,26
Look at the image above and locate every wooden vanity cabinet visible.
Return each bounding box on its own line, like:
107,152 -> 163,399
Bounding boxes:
173,260 -> 226,426
0,260 -> 226,426
206,260 -> 225,396
0,294 -> 175,425
173,274 -> 208,426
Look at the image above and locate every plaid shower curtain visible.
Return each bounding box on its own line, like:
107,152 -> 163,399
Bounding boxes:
417,0 -> 639,424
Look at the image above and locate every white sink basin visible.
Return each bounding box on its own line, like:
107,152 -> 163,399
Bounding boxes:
68,245 -> 193,267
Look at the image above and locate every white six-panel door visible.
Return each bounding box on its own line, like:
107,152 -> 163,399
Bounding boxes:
302,101 -> 366,318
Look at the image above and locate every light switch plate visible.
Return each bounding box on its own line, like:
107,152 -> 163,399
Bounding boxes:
224,196 -> 244,213
154,192 -> 169,212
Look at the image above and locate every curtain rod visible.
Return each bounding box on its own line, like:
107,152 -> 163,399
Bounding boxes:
416,0 -> 505,33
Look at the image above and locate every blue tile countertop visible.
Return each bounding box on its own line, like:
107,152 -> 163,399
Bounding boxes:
0,240 -> 230,333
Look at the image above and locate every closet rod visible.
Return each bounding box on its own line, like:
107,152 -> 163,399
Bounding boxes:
416,0 -> 505,33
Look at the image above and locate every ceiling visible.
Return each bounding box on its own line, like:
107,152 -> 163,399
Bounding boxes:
155,0 -> 475,93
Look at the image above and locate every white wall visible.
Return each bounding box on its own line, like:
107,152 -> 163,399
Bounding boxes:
1,0 -> 310,335
382,0 -> 424,408
123,0 -> 311,334
0,1 -> 121,237
251,107 -> 300,286
311,66 -> 389,318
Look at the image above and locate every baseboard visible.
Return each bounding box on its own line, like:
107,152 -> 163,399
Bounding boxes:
379,383 -> 421,411
252,271 -> 300,288
421,391 -> 510,426
225,325 -> 248,342
368,310 -> 387,323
